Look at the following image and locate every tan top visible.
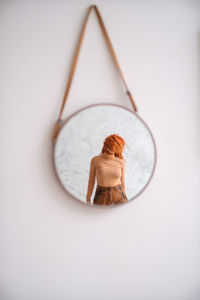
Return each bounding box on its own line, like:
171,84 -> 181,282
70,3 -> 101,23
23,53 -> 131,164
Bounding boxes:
86,153 -> 126,202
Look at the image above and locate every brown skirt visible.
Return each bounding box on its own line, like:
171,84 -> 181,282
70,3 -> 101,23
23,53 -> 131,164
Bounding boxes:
93,184 -> 128,205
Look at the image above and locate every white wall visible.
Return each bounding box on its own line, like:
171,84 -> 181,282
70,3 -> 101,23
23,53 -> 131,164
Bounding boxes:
1,0 -> 200,299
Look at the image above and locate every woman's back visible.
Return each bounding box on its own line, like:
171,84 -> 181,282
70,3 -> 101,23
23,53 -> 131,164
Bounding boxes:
86,153 -> 125,203
95,153 -> 123,187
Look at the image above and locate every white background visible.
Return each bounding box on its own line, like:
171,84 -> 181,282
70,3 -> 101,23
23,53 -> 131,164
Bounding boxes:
0,0 -> 200,299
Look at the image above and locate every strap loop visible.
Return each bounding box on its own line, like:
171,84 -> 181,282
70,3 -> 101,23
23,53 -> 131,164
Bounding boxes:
52,5 -> 138,142
52,119 -> 63,143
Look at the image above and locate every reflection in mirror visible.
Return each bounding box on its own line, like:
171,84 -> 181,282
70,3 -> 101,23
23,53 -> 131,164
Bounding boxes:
86,134 -> 128,206
53,104 -> 156,206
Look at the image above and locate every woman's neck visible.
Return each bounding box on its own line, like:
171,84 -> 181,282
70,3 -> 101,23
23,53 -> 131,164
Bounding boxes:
102,152 -> 115,158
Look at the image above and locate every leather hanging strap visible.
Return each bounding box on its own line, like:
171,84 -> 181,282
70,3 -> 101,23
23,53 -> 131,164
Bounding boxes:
52,5 -> 138,142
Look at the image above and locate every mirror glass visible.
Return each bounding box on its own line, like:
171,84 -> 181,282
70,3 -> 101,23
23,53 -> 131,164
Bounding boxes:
53,103 -> 157,206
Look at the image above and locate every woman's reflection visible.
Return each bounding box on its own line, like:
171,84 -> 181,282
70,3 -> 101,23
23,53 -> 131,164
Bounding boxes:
86,134 -> 128,205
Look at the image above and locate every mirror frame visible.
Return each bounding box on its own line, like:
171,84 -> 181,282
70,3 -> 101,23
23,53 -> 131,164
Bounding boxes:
52,103 -> 157,208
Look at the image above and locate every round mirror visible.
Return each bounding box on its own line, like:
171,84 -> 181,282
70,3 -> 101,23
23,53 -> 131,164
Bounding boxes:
53,103 -> 157,206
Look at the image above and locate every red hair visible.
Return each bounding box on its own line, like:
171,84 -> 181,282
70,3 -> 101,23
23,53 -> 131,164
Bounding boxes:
101,134 -> 127,159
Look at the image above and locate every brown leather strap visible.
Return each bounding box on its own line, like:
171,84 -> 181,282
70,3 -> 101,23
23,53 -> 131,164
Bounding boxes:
52,5 -> 138,142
